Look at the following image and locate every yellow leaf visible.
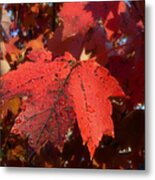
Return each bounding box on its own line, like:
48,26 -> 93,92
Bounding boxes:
0,59 -> 11,75
25,35 -> 44,50
80,48 -> 92,61
8,97 -> 21,115
0,97 -> 21,119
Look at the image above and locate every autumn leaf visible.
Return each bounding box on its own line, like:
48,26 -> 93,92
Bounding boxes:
59,2 -> 94,40
25,35 -> 44,51
84,1 -> 121,40
0,59 -> 11,75
68,60 -> 124,158
0,50 -> 125,158
0,50 -> 76,153
0,97 -> 21,120
0,1 -> 145,168
7,145 -> 26,161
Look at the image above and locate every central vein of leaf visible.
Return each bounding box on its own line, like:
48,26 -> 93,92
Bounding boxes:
36,61 -> 80,144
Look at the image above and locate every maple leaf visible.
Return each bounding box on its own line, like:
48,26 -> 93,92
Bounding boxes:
85,1 -> 119,21
0,50 -> 124,158
0,50 -> 77,152
84,1 -> 121,40
58,2 -> 94,39
68,60 -> 125,158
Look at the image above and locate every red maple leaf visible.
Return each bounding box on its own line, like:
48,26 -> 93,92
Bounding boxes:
0,50 -> 124,158
59,2 -> 94,40
68,59 -> 125,157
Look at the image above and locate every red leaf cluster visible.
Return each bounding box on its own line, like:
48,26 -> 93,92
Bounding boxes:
0,1 -> 144,167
